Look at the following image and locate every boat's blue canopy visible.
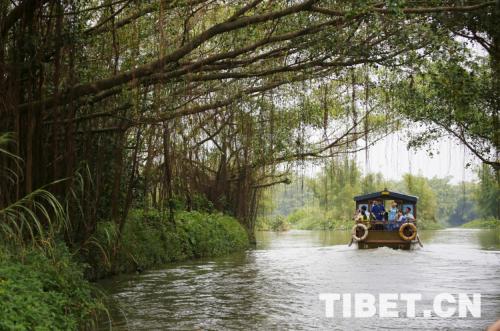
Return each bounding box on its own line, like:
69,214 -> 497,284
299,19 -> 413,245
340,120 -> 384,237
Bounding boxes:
354,189 -> 418,203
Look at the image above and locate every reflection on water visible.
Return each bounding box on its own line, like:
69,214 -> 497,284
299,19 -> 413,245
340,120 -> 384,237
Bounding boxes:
99,229 -> 500,330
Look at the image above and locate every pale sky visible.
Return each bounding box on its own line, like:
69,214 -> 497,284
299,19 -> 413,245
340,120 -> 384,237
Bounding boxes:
291,129 -> 480,185
355,132 -> 480,184
295,126 -> 481,185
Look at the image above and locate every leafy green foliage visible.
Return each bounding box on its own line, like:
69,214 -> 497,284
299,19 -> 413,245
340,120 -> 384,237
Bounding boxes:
262,158 -> 492,228
0,244 -> 105,331
461,218 -> 500,229
190,193 -> 216,212
0,134 -> 105,329
0,133 -> 68,249
417,219 -> 444,230
0,187 -> 67,250
474,164 -> 500,219
286,207 -> 351,230
447,196 -> 478,227
428,177 -> 467,223
256,215 -> 290,232
177,211 -> 249,257
306,159 -> 363,221
85,210 -> 249,279
402,174 -> 437,222
391,56 -> 498,168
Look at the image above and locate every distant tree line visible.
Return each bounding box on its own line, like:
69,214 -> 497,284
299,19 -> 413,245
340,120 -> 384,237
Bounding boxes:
262,159 -> 498,226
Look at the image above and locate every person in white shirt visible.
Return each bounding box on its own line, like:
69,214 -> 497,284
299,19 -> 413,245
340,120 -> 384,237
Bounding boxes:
361,205 -> 370,220
404,207 -> 415,221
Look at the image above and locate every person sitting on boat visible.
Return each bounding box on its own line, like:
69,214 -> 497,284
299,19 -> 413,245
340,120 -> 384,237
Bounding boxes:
404,207 -> 415,222
371,200 -> 385,221
396,210 -> 405,226
388,202 -> 398,230
360,205 -> 370,221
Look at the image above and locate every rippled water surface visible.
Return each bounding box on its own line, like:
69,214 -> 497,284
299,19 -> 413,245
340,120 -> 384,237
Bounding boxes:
99,229 -> 500,330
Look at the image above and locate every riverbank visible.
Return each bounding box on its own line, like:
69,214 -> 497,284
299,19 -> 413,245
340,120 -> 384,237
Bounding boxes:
0,210 -> 249,330
257,209 -> 352,231
85,210 -> 250,280
0,244 -> 105,330
461,218 -> 500,229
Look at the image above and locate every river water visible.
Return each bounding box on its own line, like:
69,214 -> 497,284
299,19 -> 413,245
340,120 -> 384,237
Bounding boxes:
99,229 -> 500,330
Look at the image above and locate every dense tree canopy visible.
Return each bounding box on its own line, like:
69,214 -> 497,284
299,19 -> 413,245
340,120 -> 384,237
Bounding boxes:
0,0 -> 497,244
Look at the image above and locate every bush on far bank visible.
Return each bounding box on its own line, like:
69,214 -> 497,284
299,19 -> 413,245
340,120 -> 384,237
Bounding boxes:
461,218 -> 500,229
256,215 -> 290,231
286,207 -> 351,230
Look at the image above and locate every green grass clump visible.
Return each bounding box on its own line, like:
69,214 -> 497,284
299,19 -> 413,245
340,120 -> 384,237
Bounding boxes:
286,207 -> 351,230
177,211 -> 249,257
256,215 -> 290,231
85,210 -> 249,279
417,219 -> 445,230
461,218 -> 500,229
0,244 -> 105,331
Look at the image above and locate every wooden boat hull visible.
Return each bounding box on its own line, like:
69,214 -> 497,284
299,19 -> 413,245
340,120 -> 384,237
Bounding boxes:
356,230 -> 415,250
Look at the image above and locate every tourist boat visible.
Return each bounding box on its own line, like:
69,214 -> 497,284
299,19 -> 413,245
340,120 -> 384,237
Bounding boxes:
349,189 -> 422,250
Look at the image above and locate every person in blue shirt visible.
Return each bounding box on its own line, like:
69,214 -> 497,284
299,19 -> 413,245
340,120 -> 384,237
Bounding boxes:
388,202 -> 398,230
371,200 -> 385,221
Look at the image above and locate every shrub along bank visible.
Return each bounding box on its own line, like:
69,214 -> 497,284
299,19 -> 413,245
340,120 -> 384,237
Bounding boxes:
286,207 -> 353,230
0,244 -> 105,330
85,210 -> 250,279
0,210 -> 249,329
461,218 -> 500,229
256,215 -> 290,231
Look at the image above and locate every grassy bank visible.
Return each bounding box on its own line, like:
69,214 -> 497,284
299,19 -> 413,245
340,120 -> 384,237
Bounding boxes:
258,208 -> 355,231
0,245 -> 105,330
417,219 -> 444,230
85,210 -> 249,279
256,215 -> 290,231
461,218 -> 500,229
0,210 -> 249,329
286,208 -> 353,230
